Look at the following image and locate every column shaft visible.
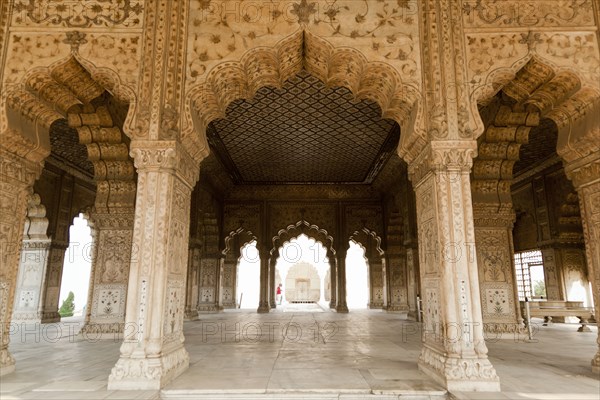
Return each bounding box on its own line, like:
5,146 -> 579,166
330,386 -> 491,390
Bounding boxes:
336,249 -> 349,313
108,142 -> 198,390
410,142 -> 500,391
0,149 -> 42,376
565,156 -> 600,373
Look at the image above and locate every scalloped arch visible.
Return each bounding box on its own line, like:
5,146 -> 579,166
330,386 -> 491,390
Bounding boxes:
223,227 -> 258,257
271,220 -> 335,258
5,56 -> 137,212
183,30 -> 420,162
470,55 -> 600,137
349,227 -> 384,257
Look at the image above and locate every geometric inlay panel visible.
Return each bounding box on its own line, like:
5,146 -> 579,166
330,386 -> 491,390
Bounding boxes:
209,70 -> 398,184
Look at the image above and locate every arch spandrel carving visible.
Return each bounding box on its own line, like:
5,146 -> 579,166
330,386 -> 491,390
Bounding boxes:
184,1 -> 423,163
344,205 -> 384,247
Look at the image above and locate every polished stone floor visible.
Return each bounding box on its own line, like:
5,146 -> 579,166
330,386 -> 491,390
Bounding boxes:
1,307 -> 599,399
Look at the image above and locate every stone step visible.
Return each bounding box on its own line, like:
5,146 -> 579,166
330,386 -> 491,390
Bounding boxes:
160,391 -> 448,400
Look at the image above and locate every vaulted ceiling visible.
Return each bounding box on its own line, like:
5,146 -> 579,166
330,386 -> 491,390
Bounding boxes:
207,70 -> 400,185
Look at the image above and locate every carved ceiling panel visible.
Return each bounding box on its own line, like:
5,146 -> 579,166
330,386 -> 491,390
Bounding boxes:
208,70 -> 399,184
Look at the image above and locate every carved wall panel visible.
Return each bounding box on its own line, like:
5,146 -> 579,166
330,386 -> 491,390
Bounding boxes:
475,227 -> 521,332
223,203 -> 261,243
185,0 -> 421,86
269,203 -> 337,243
12,241 -> 49,322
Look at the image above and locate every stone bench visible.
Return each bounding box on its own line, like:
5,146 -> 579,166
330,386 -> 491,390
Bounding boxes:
520,300 -> 595,332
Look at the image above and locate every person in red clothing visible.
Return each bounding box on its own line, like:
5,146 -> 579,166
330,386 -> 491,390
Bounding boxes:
276,284 -> 283,305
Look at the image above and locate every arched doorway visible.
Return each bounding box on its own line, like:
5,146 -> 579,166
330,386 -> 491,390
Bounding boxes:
58,214 -> 93,319
274,234 -> 330,308
346,241 -> 369,309
236,240 -> 261,309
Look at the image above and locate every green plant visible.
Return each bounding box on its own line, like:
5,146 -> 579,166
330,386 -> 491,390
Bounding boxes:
58,291 -> 75,318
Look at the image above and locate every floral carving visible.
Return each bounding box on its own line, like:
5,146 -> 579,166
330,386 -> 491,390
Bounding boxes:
462,0 -> 594,28
12,0 -> 144,28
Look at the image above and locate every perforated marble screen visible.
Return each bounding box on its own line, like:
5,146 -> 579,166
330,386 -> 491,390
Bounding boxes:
208,70 -> 399,185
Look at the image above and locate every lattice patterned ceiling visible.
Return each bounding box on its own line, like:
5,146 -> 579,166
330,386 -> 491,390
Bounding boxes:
514,118 -> 559,175
208,70 -> 399,184
50,119 -> 94,177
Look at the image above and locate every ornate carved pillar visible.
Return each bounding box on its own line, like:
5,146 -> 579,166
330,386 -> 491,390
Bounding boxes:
368,257 -> 385,309
107,141 -> 199,390
406,245 -> 420,319
39,242 -> 68,323
197,251 -> 221,313
564,155 -> 600,373
81,212 -> 134,337
184,244 -> 200,320
83,217 -> 99,326
269,254 -> 277,309
12,193 -> 50,324
472,209 -> 523,333
386,251 -> 410,312
409,141 -> 500,391
335,246 -> 349,313
0,149 -> 43,376
220,252 -> 237,309
71,106 -> 137,337
257,245 -> 270,313
327,249 -> 337,309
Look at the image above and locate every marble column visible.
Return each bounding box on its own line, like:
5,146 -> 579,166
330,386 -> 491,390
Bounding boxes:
257,246 -> 270,313
269,255 -> 277,309
108,141 -> 199,390
564,155 -> 600,373
12,194 -> 50,324
539,247 -> 565,300
83,219 -> 99,327
81,212 -> 134,337
386,252 -> 410,312
328,249 -> 337,309
0,149 -> 43,376
197,252 -> 222,313
409,141 -> 500,391
184,245 -> 200,320
406,246 -> 420,320
220,253 -> 237,309
335,247 -> 349,313
472,208 -> 523,334
38,242 -> 68,323
368,257 -> 385,309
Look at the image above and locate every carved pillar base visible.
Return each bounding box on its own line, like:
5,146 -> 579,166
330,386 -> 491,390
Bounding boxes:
418,346 -> 501,392
108,344 -> 189,390
0,349 -> 15,377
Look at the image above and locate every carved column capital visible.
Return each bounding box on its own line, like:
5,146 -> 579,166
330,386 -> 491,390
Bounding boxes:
408,141 -> 478,185
130,140 -> 200,189
564,154 -> 600,190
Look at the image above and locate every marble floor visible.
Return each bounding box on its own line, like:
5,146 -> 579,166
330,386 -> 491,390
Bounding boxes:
1,308 -> 599,399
